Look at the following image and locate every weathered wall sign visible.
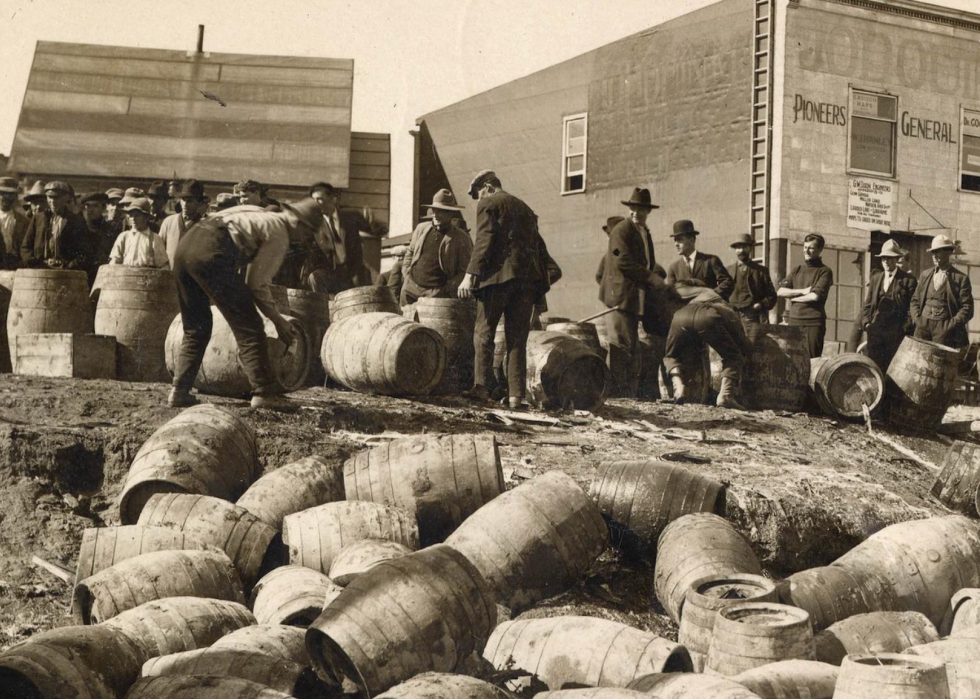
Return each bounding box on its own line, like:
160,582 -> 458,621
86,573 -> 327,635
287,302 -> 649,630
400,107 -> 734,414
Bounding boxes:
901,112 -> 956,143
793,94 -> 846,125
848,177 -> 895,231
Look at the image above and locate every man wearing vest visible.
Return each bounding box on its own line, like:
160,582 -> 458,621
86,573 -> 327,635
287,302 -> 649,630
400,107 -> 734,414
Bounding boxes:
159,179 -> 210,269
777,233 -> 834,358
728,233 -> 777,326
861,239 -> 917,370
910,235 -> 973,350
666,220 -> 733,299
305,182 -> 366,295
399,189 -> 473,305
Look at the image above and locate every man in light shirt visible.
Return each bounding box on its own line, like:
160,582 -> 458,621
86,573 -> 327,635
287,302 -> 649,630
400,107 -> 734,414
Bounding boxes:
0,177 -> 26,268
860,239 -> 917,370
108,198 -> 168,268
909,235 -> 973,350
159,179 -> 209,268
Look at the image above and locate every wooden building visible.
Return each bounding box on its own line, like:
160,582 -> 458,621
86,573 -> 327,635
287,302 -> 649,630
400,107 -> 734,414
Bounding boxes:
415,0 -> 980,346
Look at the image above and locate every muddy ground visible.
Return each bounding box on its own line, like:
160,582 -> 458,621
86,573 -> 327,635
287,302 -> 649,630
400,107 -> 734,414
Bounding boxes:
0,374 -> 966,649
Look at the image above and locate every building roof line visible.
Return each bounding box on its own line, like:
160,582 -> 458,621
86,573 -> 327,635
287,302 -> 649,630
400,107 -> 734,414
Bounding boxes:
800,0 -> 980,33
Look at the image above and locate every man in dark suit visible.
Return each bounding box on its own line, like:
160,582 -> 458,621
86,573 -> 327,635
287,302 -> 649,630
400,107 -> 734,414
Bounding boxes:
20,181 -> 97,280
861,239 -> 917,370
0,177 -> 28,269
459,170 -> 550,409
598,188 -> 670,397
728,233 -> 777,326
666,220 -> 733,299
304,182 -> 366,295
910,235 -> 973,350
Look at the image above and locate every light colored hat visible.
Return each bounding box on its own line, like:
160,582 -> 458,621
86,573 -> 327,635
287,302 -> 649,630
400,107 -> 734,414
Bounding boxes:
119,187 -> 145,205
105,188 -> 124,202
929,235 -> 956,252
24,181 -> 46,202
124,197 -> 152,215
422,188 -> 464,212
876,240 -> 905,258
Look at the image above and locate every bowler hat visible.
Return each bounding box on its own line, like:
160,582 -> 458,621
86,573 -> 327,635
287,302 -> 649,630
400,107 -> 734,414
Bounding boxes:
180,179 -> 207,200
730,233 -> 755,248
119,187 -> 146,205
422,188 -> 464,212
105,188 -> 124,202
124,197 -> 152,215
79,192 -> 108,206
803,233 -> 825,248
0,177 -> 18,194
282,197 -> 323,230
671,220 -> 699,238
44,181 -> 71,195
146,181 -> 169,199
876,240 -> 905,258
24,181 -> 46,202
929,235 -> 956,252
621,188 -> 659,210
602,216 -> 625,234
468,169 -> 497,199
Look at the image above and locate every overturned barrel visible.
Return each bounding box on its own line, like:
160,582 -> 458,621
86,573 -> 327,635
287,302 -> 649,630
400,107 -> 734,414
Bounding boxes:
740,324 -> 811,411
330,286 -> 399,323
250,565 -> 342,626
776,564 -> 899,632
377,673 -> 514,699
526,331 -> 610,411
329,539 -> 413,586
815,611 -> 939,666
321,312 -> 446,396
126,675 -> 295,699
908,637 -> 980,699
75,524 -> 211,586
885,336 -> 960,431
7,269 -> 93,367
950,588 -> 980,637
833,653 -> 950,699
932,441 -> 980,519
237,455 -> 345,531
627,673 -> 760,699
285,287 -> 330,387
810,353 -> 886,420
343,434 -> 504,546
732,660 -> 839,699
211,625 -> 310,666
705,603 -> 816,676
118,404 -> 258,525
547,322 -> 606,359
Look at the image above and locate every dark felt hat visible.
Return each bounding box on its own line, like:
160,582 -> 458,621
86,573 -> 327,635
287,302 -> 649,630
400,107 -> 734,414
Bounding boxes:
146,180 -> 169,199
422,188 -> 464,211
79,192 -> 108,206
730,233 -> 754,248
671,220 -> 699,238
621,188 -> 659,210
602,216 -> 625,234
181,179 -> 207,200
0,177 -> 18,194
283,197 -> 324,230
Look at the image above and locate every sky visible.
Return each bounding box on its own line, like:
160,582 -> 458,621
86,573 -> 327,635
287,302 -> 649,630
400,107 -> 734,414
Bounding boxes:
0,0 -> 977,234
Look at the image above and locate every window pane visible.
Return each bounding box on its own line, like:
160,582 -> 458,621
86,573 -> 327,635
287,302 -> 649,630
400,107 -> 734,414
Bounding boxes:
838,286 -> 862,322
567,118 -> 585,139
851,117 -> 894,175
822,248 -> 839,271
852,92 -> 896,121
565,174 -> 584,192
567,155 -> 584,172
567,136 -> 585,157
839,252 -> 863,286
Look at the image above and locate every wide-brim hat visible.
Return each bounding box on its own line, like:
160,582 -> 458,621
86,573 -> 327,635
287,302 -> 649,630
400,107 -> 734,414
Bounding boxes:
422,188 -> 464,211
929,235 -> 957,252
146,180 -> 169,199
621,187 -> 659,210
730,233 -> 754,248
181,179 -> 207,200
124,197 -> 152,215
671,219 -> 699,238
282,197 -> 324,230
603,216 -> 625,234
24,180 -> 46,201
120,187 -> 146,205
876,239 -> 905,258
0,177 -> 18,194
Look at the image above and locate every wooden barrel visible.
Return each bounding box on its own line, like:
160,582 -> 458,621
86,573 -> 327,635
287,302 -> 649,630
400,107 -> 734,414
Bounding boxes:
589,460 -> 726,553
537,691 -> 648,699
103,597 -> 256,662
705,603 -> 815,676
164,310 -> 310,397
137,493 -> 283,592
7,269 -> 93,367
141,647 -> 324,697
0,270 -> 15,373
526,331 -> 610,411
250,565 -> 342,626
330,286 -> 399,322
93,265 -> 179,382
627,673 -> 761,699
445,470 -> 608,612
655,513 -> 762,623
908,638 -> 980,699
412,297 -> 476,394
118,404 -> 258,525
0,625 -> 144,699
329,539 -> 413,586
931,441 -> 980,518
125,675 -> 295,698
483,616 -> 692,689
307,544 -> 497,696
283,500 -> 419,575
547,322 -> 606,358
740,324 -> 811,410
815,612 -> 939,666
949,588 -> 980,637
321,312 -> 446,396
885,336 -> 961,431
75,524 -> 211,586
732,660 -> 839,699
777,565 -> 899,632
267,284 -> 291,315
285,287 -> 331,386
211,625 -> 309,666
833,515 -> 980,629
810,353 -> 886,420
834,653 -> 950,699
343,434 -> 504,546
236,455 -> 345,531
679,574 -> 779,672
73,549 -> 245,624
377,673 -> 514,699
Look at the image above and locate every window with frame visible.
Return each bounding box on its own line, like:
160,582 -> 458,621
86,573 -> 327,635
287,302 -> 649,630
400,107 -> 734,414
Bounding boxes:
561,113 -> 587,194
960,107 -> 980,193
849,89 -> 898,178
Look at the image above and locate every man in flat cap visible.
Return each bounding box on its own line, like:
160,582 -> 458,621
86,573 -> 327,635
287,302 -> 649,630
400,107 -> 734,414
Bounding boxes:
0,177 -> 27,269
861,239 -> 917,369
109,198 -> 168,269
598,187 -> 672,398
80,192 -> 116,278
105,188 -> 126,237
169,198 -> 322,410
303,182 -> 366,294
459,170 -> 552,408
666,220 -> 733,300
909,235 -> 973,350
728,233 -> 777,327
399,189 -> 473,305
159,179 -> 210,269
20,181 -> 96,278
778,233 -> 833,358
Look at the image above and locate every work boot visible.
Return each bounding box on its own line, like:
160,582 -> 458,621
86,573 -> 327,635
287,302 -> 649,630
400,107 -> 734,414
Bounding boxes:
507,396 -> 526,411
250,394 -> 295,412
716,377 -> 746,410
670,373 -> 687,405
462,385 -> 491,403
167,387 -> 198,408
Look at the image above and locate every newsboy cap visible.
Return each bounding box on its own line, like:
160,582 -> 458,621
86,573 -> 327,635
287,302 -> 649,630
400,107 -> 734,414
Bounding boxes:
803,233 -> 826,248
468,170 -> 497,199
44,181 -> 71,195
105,188 -> 124,202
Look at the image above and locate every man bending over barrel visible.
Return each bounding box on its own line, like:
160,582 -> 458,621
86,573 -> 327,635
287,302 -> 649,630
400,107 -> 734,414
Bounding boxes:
167,199 -> 322,410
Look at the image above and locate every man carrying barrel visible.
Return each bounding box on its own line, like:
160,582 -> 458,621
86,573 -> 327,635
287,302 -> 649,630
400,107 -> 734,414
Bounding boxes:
399,189 -> 473,305
728,233 -> 776,327
861,239 -> 917,370
159,179 -> 210,269
777,233 -> 833,358
909,235 -> 973,351
167,199 -> 322,410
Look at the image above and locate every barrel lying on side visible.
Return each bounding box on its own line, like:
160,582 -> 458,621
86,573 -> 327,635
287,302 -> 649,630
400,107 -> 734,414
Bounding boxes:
483,616 -> 692,689
885,336 -> 960,431
329,539 -> 413,586
814,611 -> 939,666
932,441 -> 980,518
445,470 -> 608,612
376,673 -> 515,699
329,286 -> 399,323
589,460 -> 726,552
75,525 -> 211,586
776,564 -> 898,632
117,404 -> 258,525
237,455 -> 345,531
125,675 -> 295,699
343,434 -> 504,545
285,287 -> 331,387
211,625 -> 309,666
250,565 -> 342,627
547,322 -> 606,359
908,637 -> 980,699
950,588 -> 980,637
732,660 -> 839,699
627,673 -> 761,699
833,653 -> 950,699
705,603 -> 816,676
809,353 -> 885,420
306,545 -> 497,696
526,331 -> 610,411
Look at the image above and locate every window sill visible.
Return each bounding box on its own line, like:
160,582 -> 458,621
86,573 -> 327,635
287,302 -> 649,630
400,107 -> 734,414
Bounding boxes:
561,189 -> 586,196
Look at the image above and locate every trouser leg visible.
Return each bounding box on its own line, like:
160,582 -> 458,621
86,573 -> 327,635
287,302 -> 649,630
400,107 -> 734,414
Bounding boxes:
503,282 -> 537,401
697,306 -> 745,381
473,283 -> 508,389
173,240 -> 214,392
792,323 -> 825,358
606,310 -> 639,398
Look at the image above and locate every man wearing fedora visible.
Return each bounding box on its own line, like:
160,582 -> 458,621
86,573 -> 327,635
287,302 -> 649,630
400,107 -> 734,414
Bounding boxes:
159,179 -> 210,269
909,235 -> 973,350
109,198 -> 169,269
666,220 -> 733,300
599,188 -> 674,397
399,188 -> 473,305
459,170 -> 551,408
728,233 -> 776,326
861,239 -> 917,369
20,181 -> 96,278
777,233 -> 834,358
145,181 -> 171,233
304,182 -> 367,295
0,177 -> 27,268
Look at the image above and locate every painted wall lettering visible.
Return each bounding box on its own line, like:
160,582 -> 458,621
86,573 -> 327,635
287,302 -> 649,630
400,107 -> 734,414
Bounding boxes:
793,94 -> 847,125
900,111 -> 956,143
